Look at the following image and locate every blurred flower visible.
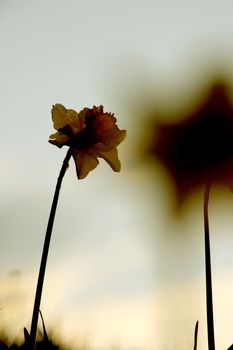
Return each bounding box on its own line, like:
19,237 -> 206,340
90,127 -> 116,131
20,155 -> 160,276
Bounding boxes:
49,104 -> 126,179
149,81 -> 233,204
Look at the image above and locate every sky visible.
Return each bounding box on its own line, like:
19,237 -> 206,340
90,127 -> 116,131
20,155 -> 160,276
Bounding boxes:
2,0 -> 233,349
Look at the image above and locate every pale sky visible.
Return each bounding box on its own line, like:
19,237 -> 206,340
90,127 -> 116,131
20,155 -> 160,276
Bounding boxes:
2,1 -> 233,349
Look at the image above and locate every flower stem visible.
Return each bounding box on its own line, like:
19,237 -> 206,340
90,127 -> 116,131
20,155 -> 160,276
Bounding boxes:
28,148 -> 72,350
193,320 -> 199,350
204,181 -> 215,350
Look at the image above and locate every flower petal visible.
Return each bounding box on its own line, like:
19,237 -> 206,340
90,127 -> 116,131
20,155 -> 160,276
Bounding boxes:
92,113 -> 126,149
90,130 -> 127,153
72,149 -> 99,179
49,132 -> 71,148
94,148 -> 121,172
51,104 -> 82,133
51,104 -> 69,129
78,107 -> 91,124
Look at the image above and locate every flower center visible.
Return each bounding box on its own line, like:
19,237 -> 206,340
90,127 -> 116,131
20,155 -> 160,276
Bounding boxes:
70,125 -> 99,149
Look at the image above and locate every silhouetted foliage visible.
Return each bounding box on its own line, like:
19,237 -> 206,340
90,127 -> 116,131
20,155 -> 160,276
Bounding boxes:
0,339 -> 60,350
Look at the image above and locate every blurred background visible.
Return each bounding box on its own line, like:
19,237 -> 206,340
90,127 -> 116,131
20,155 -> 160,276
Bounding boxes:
2,0 -> 233,349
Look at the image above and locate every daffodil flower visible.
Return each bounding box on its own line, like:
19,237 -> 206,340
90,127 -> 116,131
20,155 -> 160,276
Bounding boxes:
148,80 -> 233,350
49,104 -> 126,179
150,82 -> 233,204
28,104 -> 126,350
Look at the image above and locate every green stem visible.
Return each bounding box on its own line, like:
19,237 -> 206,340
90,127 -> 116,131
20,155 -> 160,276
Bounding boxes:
204,181 -> 215,350
29,148 -> 72,350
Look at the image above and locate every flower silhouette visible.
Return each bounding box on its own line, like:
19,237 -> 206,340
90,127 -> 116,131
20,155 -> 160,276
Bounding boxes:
49,104 -> 126,179
149,81 -> 233,204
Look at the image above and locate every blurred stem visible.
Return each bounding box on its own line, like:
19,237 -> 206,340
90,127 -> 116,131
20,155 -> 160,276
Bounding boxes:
193,321 -> 199,350
204,181 -> 215,350
29,148 -> 72,350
